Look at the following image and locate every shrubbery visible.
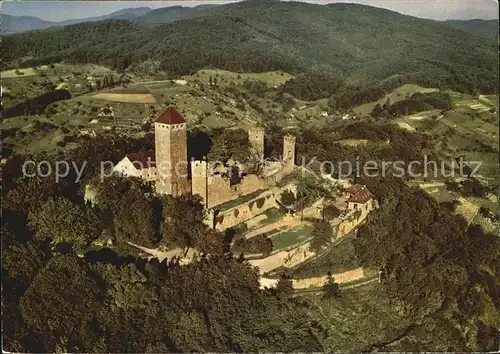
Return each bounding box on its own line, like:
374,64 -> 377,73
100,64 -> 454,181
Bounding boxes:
232,234 -> 273,255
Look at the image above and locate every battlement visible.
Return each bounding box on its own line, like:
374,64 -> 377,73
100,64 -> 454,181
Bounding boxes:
155,122 -> 187,131
191,159 -> 208,178
283,134 -> 296,143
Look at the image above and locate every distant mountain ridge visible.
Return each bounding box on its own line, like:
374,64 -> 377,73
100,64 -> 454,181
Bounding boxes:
2,14 -> 57,34
2,2 -> 498,95
1,5 -> 219,34
2,4 -> 497,36
444,19 -> 498,38
1,7 -> 152,34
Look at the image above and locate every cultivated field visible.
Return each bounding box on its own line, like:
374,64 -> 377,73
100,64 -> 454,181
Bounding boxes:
334,139 -> 368,147
454,197 -> 479,224
1,67 -> 39,78
92,92 -> 157,104
184,69 -> 294,87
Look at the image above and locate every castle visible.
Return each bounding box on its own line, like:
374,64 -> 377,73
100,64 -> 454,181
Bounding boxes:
114,107 -> 296,209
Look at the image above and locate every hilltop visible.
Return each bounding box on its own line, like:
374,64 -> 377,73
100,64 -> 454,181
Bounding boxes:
2,2 -> 498,94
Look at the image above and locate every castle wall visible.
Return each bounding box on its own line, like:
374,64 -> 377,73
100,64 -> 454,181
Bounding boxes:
214,192 -> 278,231
291,268 -> 365,289
192,133 -> 297,209
336,201 -> 372,238
204,165 -> 295,209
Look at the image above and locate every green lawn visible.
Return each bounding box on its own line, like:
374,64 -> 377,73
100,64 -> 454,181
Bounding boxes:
270,225 -> 313,250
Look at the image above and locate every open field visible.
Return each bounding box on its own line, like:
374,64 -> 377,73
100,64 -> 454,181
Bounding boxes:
353,84 -> 439,116
456,94 -> 495,113
396,121 -> 415,131
92,92 -> 157,103
392,109 -> 442,132
460,151 -> 498,179
1,67 -> 39,78
455,196 -> 479,224
334,139 -> 368,147
184,69 -> 294,87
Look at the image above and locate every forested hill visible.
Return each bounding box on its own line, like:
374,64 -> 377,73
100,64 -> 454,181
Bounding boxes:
444,19 -> 499,39
3,1 -> 498,93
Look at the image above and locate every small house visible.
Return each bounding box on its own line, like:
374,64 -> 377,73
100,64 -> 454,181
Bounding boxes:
114,151 -> 157,182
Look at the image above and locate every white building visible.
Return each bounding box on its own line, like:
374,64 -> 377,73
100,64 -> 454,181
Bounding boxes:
113,151 -> 157,182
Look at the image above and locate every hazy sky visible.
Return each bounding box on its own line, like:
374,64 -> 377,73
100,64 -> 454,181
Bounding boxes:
2,0 -> 499,22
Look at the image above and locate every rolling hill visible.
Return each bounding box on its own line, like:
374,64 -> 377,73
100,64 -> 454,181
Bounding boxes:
444,19 -> 498,39
2,2 -> 498,94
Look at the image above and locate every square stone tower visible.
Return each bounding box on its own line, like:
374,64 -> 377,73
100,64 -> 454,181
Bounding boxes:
191,159 -> 208,207
248,127 -> 265,162
155,107 -> 190,196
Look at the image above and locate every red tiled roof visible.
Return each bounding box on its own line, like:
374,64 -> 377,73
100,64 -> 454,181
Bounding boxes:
346,184 -> 365,195
348,188 -> 374,204
126,151 -> 156,170
155,107 -> 186,125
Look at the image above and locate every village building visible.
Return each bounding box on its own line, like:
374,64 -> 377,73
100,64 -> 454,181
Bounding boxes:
114,151 -> 157,182
345,184 -> 375,212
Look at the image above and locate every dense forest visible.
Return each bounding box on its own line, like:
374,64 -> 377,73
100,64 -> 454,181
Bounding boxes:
2,2 -> 498,95
3,90 -> 73,118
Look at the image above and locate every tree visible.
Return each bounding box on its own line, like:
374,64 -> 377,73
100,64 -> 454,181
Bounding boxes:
3,239 -> 52,287
322,203 -> 340,221
93,176 -> 160,247
161,194 -> 208,253
207,128 -> 251,163
276,273 -> 294,298
280,189 -> 296,209
295,174 -> 327,220
478,206 -> 490,218
28,197 -> 100,253
19,255 -> 104,350
322,272 -> 340,299
196,229 -> 226,255
371,103 -> 384,118
310,220 -> 332,253
383,97 -> 391,110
